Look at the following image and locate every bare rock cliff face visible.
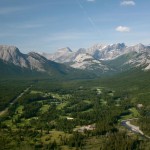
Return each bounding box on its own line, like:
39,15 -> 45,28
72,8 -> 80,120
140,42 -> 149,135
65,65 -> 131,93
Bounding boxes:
0,45 -> 52,72
41,43 -> 150,71
0,45 -> 28,68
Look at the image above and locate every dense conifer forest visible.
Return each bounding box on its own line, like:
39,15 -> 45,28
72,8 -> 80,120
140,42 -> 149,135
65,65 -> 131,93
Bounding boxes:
0,70 -> 150,149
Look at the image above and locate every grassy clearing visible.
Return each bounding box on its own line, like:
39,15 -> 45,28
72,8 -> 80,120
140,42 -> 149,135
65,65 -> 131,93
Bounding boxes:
92,87 -> 104,90
57,102 -> 68,110
129,107 -> 140,117
41,130 -> 72,144
3,120 -> 13,127
97,89 -> 102,95
40,104 -> 50,113
100,99 -> 107,105
30,90 -> 43,94
108,92 -> 114,96
50,93 -> 63,100
120,113 -> 133,120
20,118 -> 30,126
84,136 -> 104,150
16,105 -> 24,114
51,93 -> 71,100
120,107 -> 140,120
2,105 -> 24,128
83,100 -> 92,104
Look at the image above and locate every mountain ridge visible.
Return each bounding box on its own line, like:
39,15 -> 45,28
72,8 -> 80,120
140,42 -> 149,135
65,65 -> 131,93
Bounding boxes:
0,44 -> 149,79
41,43 -> 150,72
0,45 -> 96,79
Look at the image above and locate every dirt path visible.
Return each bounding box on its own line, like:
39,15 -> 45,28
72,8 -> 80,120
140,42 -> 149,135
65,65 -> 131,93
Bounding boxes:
0,85 -> 32,116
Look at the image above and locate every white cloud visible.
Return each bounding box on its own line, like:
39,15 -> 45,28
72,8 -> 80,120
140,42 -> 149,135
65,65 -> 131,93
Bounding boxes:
116,26 -> 130,32
87,0 -> 95,2
121,1 -> 135,6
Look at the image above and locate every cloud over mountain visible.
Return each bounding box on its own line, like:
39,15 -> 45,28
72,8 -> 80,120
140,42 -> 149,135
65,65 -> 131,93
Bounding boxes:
115,26 -> 130,32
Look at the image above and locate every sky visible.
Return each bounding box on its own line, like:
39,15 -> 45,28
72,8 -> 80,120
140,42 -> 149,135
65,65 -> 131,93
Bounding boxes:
0,0 -> 150,53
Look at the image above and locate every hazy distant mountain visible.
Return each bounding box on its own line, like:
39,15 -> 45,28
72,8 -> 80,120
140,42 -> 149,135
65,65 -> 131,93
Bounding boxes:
42,47 -> 75,63
41,47 -> 110,73
86,43 -> 126,60
106,44 -> 150,71
42,43 -> 150,72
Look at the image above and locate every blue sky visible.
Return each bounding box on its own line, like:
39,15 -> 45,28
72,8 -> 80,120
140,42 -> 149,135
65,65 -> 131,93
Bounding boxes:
0,0 -> 150,53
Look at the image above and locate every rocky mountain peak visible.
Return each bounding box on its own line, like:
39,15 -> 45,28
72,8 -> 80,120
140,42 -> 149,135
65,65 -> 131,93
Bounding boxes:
135,43 -> 145,50
0,45 -> 21,57
28,52 -> 46,60
127,43 -> 147,53
76,48 -> 86,54
0,45 -> 26,66
0,45 -> 19,51
110,43 -> 126,49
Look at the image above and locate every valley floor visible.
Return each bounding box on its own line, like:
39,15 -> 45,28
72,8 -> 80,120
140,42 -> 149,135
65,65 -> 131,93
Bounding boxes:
0,76 -> 150,149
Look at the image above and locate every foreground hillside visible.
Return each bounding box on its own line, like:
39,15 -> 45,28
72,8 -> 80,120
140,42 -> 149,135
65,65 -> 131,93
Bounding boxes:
0,70 -> 149,150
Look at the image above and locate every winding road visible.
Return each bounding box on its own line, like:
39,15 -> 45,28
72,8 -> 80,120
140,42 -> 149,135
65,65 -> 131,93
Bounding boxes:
0,85 -> 32,116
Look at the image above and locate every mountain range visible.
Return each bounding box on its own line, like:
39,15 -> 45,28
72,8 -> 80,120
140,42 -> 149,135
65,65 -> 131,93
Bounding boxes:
0,43 -> 150,78
41,43 -> 150,72
0,45 -> 86,79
